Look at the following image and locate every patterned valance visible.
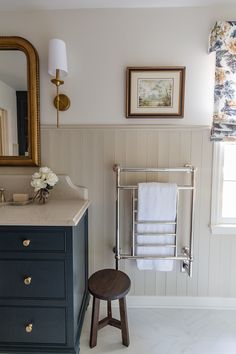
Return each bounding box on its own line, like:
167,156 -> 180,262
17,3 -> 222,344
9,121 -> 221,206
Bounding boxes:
209,21 -> 236,141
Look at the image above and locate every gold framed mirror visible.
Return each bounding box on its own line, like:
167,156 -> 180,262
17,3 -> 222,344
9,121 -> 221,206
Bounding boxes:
0,36 -> 40,166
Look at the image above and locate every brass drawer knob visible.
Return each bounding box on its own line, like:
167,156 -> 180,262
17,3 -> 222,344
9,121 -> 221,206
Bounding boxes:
25,323 -> 33,333
24,276 -> 32,285
23,239 -> 31,247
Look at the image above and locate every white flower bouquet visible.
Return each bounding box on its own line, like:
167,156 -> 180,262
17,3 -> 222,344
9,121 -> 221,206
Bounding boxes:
31,167 -> 59,203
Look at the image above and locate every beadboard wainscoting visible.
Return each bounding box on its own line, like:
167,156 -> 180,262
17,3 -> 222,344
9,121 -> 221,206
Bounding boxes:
39,125 -> 236,298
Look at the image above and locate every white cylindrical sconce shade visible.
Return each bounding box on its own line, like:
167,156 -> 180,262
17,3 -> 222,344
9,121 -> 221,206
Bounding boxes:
48,38 -> 68,78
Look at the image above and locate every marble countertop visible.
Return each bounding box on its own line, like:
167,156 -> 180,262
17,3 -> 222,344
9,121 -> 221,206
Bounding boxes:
0,175 -> 89,226
0,199 -> 89,226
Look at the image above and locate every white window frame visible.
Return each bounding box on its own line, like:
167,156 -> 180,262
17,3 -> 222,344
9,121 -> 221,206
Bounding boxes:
211,141 -> 236,235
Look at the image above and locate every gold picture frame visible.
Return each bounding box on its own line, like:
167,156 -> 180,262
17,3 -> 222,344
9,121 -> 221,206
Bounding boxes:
126,66 -> 185,118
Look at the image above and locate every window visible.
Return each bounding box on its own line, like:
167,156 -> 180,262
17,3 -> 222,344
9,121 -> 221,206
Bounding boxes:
211,141 -> 236,234
209,21 -> 236,234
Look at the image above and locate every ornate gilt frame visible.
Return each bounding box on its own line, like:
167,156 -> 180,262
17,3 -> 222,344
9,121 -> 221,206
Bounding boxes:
0,36 -> 40,166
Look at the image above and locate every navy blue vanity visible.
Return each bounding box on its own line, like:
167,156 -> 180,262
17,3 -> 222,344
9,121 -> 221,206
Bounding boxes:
0,175 -> 90,354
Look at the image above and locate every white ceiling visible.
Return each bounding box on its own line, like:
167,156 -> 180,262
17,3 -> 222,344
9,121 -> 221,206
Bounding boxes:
0,0 -> 235,10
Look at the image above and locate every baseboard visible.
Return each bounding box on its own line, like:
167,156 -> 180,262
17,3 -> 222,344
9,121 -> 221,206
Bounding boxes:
90,296 -> 236,310
124,296 -> 236,310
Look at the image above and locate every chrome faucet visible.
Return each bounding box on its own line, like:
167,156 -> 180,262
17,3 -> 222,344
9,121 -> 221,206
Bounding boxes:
0,188 -> 6,203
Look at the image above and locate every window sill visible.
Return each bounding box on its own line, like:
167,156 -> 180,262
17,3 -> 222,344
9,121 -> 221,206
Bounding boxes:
210,224 -> 236,235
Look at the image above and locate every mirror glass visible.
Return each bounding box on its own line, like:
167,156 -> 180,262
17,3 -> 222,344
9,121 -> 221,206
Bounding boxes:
0,50 -> 28,156
0,37 -> 40,166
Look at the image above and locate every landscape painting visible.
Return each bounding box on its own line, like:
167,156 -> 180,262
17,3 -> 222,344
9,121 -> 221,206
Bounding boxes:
126,67 -> 185,118
138,78 -> 173,108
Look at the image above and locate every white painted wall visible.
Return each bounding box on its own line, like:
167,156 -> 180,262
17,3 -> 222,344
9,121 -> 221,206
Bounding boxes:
0,6 -> 234,126
0,79 -> 17,155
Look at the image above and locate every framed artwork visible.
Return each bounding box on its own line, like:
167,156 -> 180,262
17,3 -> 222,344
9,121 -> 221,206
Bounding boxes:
126,67 -> 185,118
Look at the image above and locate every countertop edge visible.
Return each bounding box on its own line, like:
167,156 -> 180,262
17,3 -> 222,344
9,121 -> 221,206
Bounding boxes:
72,200 -> 90,226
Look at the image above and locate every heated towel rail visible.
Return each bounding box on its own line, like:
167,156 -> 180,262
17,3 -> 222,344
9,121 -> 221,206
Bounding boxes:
113,164 -> 196,277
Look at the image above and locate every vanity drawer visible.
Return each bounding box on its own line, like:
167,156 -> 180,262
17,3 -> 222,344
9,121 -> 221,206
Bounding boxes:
0,306 -> 66,344
0,260 -> 65,299
0,228 -> 66,252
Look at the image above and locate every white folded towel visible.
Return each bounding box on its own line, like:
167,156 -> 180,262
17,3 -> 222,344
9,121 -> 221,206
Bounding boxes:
136,182 -> 177,271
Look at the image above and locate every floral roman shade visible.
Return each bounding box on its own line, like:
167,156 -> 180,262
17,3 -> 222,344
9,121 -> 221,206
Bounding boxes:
209,21 -> 236,141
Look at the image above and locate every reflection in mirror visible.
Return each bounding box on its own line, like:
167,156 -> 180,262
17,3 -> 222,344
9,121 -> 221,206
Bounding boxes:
0,50 -> 27,156
0,36 -> 40,166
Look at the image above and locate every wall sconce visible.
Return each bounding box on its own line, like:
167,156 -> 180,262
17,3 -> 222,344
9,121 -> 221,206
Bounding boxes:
48,38 -> 70,128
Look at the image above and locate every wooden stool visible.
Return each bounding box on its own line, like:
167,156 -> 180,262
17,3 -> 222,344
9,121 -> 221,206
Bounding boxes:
88,268 -> 131,348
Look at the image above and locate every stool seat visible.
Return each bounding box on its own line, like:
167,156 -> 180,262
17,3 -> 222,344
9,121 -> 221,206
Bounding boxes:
88,268 -> 131,301
88,269 -> 131,348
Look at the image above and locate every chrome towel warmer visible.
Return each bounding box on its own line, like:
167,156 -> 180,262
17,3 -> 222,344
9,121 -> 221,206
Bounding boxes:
113,164 -> 196,277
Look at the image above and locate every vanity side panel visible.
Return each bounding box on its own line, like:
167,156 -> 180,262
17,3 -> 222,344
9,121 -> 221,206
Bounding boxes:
72,210 -> 89,346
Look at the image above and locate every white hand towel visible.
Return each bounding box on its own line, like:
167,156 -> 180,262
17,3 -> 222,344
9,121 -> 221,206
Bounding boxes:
136,182 -> 177,271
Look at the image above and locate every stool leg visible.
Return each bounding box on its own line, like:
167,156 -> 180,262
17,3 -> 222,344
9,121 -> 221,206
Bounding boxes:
90,297 -> 100,348
119,297 -> 129,347
107,300 -> 112,319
